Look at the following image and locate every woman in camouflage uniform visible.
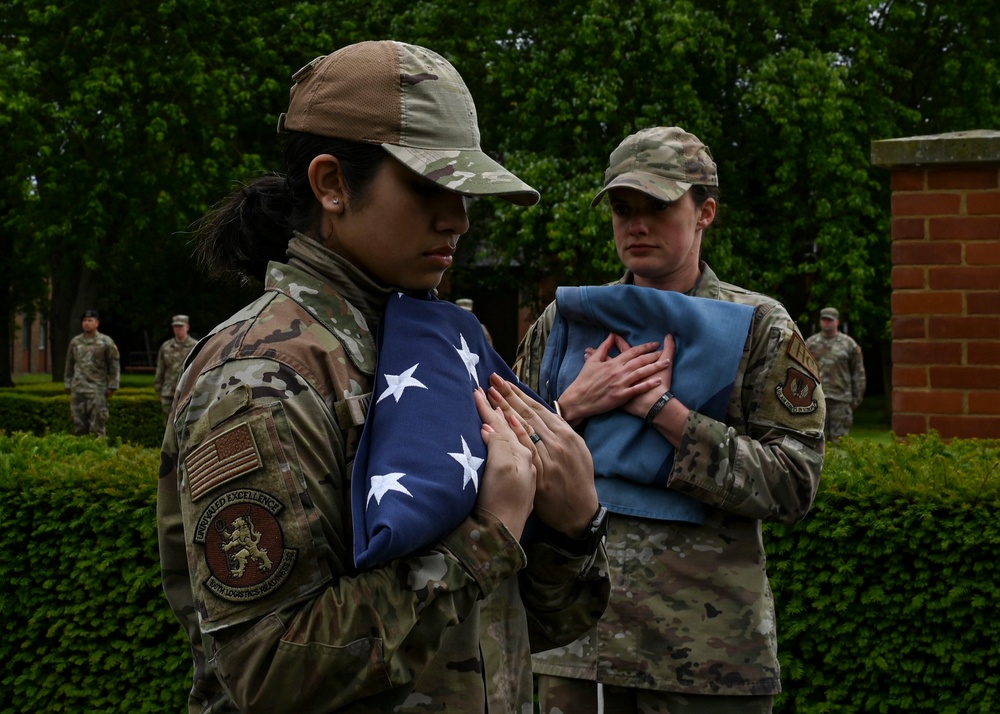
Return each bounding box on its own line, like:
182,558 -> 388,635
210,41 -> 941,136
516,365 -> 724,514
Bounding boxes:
157,40 -> 609,713
516,127 -> 826,713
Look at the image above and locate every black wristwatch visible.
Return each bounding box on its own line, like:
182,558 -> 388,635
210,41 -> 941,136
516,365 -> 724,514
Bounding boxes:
588,505 -> 609,537
543,505 -> 609,554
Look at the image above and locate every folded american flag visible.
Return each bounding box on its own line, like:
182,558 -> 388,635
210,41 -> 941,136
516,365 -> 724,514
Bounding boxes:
352,292 -> 546,570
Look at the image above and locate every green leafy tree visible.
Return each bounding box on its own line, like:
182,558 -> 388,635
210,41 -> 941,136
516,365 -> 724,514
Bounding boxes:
3,0 -> 998,385
0,0 -> 382,380
379,0 -> 1000,339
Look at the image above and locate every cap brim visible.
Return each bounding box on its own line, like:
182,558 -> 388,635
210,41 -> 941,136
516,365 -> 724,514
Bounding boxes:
384,145 -> 539,207
591,171 -> 692,208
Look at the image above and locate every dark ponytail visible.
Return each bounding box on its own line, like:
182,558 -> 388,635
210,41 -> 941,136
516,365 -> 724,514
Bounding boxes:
195,132 -> 388,285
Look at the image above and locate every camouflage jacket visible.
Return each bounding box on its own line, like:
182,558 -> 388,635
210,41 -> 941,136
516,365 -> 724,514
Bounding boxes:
64,331 -> 120,394
154,336 -> 198,399
805,332 -> 866,407
157,235 -> 609,713
515,263 -> 825,696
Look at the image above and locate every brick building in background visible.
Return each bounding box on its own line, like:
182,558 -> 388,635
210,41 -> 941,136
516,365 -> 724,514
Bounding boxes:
10,313 -> 51,375
872,130 -> 1000,439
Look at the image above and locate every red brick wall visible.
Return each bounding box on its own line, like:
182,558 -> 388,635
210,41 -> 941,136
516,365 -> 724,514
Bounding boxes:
889,164 -> 1000,438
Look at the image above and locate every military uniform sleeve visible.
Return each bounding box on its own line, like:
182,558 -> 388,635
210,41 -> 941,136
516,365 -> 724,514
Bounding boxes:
105,339 -> 120,390
668,306 -> 825,525
63,339 -> 75,389
518,529 -> 610,653
512,301 -> 557,399
163,356 -> 526,712
850,340 -> 867,409
153,343 -> 167,393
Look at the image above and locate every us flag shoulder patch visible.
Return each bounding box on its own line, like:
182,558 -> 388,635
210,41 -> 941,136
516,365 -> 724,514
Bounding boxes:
187,422 -> 262,501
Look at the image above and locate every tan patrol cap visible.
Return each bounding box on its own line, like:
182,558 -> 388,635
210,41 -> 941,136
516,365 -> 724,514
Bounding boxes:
171,315 -> 190,326
277,40 -> 539,206
592,126 -> 718,207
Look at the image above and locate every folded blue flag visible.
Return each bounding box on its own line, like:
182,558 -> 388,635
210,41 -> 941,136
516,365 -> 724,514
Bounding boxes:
539,285 -> 755,523
352,292 -> 547,570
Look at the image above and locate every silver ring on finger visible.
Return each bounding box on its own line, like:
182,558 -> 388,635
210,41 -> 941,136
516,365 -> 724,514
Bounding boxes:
529,432 -> 542,445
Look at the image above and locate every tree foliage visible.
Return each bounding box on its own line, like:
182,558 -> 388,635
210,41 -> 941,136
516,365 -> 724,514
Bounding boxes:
2,0 -> 998,381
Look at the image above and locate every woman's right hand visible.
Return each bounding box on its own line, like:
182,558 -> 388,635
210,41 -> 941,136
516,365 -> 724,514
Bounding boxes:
473,387 -> 536,539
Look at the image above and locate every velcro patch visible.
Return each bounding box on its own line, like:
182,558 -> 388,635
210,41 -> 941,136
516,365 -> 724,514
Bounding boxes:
775,367 -> 820,414
187,423 -> 262,501
335,392 -> 371,430
786,330 -> 821,381
195,489 -> 297,602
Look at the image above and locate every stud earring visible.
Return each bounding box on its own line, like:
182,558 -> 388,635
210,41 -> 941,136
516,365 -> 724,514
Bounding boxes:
332,198 -> 340,205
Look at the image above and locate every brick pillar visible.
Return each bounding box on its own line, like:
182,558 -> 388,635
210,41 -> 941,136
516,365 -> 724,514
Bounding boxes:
871,130 -> 1000,439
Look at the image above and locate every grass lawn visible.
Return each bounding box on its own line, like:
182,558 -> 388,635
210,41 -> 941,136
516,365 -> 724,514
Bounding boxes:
844,393 -> 893,444
12,372 -> 155,390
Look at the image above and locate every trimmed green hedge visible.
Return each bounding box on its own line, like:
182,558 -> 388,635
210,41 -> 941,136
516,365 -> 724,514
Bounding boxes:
0,384 -> 164,448
0,433 -> 187,713
769,434 -> 1000,713
1,432 -> 997,713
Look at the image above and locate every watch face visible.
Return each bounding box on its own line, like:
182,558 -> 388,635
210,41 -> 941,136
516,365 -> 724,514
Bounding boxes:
590,506 -> 609,536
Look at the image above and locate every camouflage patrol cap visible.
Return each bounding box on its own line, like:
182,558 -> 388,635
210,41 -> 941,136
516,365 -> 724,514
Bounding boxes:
592,126 -> 718,207
277,40 -> 539,206
171,314 -> 190,326
820,307 -> 839,320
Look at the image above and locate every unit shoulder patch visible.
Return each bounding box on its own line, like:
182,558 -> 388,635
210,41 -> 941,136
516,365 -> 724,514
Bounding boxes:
775,367 -> 820,414
195,488 -> 297,602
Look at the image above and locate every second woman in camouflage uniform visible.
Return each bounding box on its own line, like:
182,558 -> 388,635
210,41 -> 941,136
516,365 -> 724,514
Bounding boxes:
516,127 -> 826,714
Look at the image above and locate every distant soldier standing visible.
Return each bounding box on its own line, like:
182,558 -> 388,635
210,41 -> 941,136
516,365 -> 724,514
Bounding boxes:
64,309 -> 120,437
806,307 -> 866,445
154,314 -> 197,422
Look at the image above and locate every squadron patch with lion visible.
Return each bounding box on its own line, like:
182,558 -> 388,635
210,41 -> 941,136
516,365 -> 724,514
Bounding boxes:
195,488 -> 297,602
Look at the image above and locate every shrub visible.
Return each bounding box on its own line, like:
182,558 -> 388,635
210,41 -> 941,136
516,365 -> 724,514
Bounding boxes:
0,433 -> 188,713
769,433 -> 1000,713
0,386 -> 164,448
1,431 -> 997,713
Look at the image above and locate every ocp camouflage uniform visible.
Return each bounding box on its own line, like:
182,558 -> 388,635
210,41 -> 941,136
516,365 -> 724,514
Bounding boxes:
154,334 -> 198,420
64,331 -> 120,437
805,331 -> 865,443
157,234 -> 610,713
514,263 -> 825,699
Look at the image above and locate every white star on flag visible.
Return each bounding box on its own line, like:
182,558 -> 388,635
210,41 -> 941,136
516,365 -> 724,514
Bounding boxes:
377,363 -> 427,403
448,436 -> 484,491
454,334 -> 480,382
367,472 -> 412,507
351,293 -> 552,570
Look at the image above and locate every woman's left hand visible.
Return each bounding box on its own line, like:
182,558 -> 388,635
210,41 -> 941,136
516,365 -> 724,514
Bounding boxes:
487,374 -> 599,538
616,334 -> 676,419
